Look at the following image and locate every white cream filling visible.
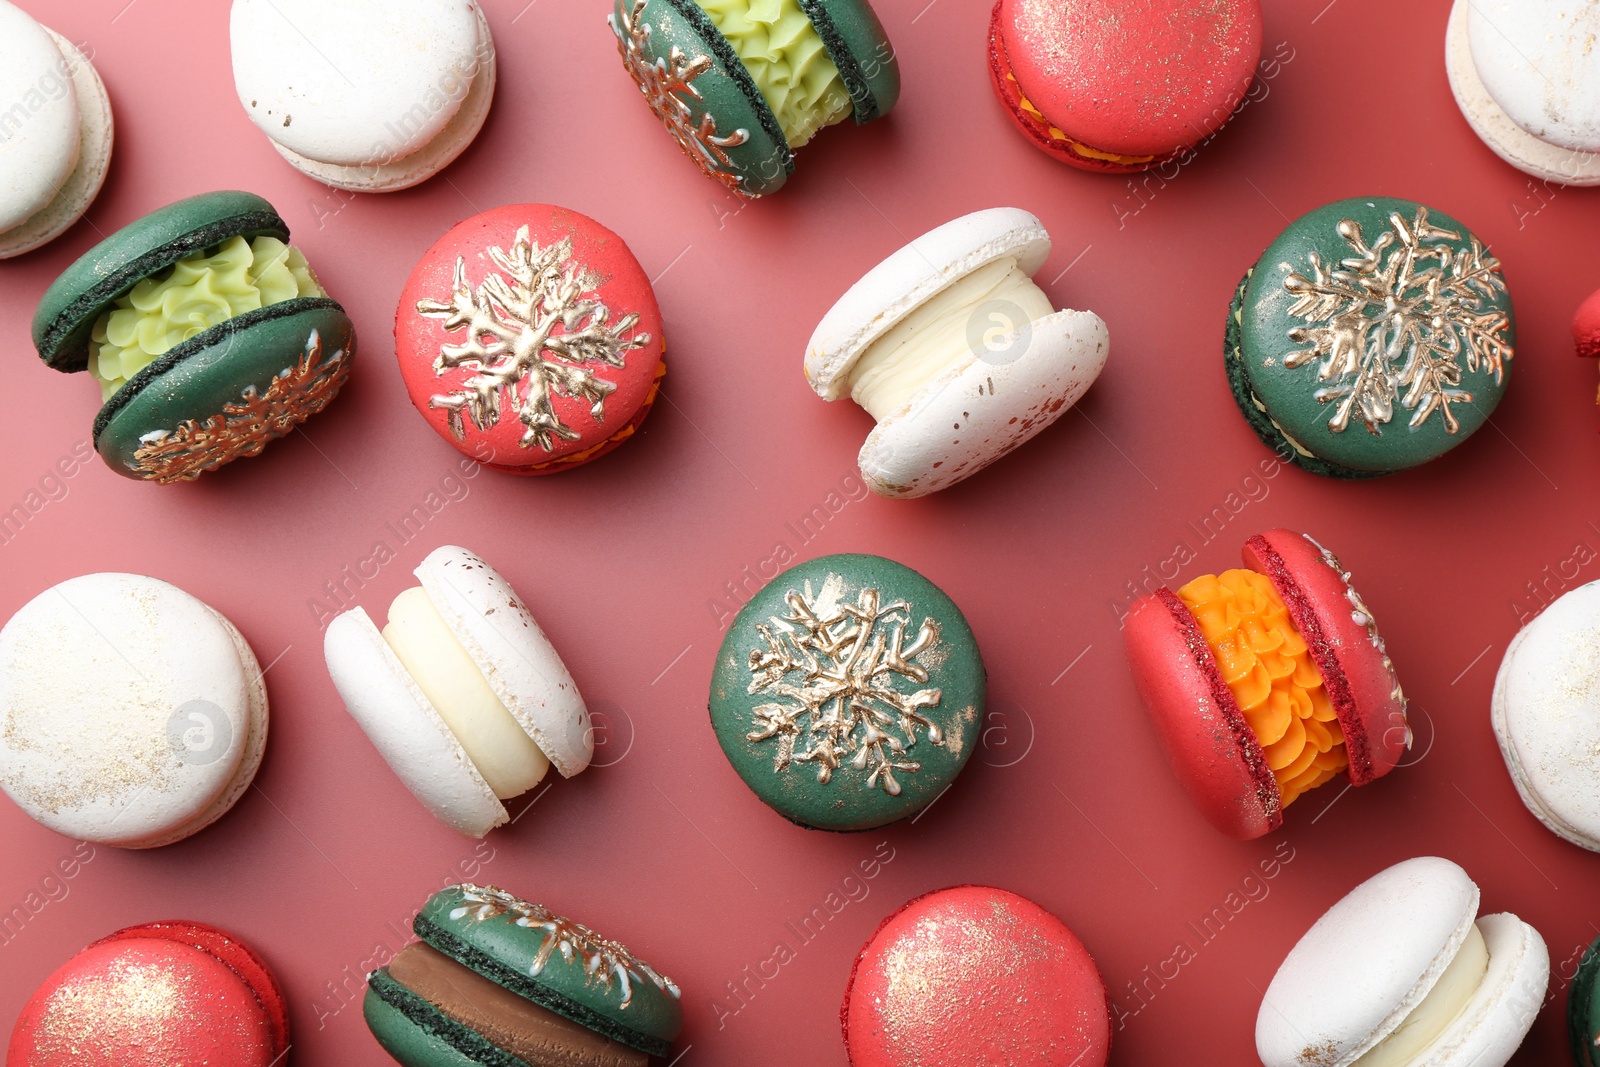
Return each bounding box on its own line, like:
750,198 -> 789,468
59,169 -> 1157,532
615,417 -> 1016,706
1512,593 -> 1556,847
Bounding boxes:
847,256 -> 1054,420
382,586 -> 550,799
1354,923 -> 1489,1067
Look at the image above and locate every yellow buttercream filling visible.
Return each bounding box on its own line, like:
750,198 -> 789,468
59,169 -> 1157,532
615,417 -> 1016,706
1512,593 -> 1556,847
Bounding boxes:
698,0 -> 851,147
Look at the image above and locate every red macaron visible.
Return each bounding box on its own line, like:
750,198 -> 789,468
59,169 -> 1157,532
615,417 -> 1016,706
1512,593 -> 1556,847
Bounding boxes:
8,920 -> 289,1066
1574,286 -> 1600,360
1123,529 -> 1408,839
987,0 -> 1264,173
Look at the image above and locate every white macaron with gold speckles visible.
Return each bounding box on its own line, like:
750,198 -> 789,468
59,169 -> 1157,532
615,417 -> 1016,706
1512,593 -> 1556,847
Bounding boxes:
804,207 -> 1109,499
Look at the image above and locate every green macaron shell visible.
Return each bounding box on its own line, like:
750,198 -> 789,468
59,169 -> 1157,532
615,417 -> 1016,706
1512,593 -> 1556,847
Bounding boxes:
366,973 -> 528,1067
796,0 -> 899,123
33,191 -> 291,371
414,885 -> 682,1059
1236,196 -> 1514,475
710,553 -> 985,832
1571,935 -> 1600,1067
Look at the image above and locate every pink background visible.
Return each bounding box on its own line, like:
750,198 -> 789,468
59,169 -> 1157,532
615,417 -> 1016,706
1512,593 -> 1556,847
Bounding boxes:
0,0 -> 1596,1063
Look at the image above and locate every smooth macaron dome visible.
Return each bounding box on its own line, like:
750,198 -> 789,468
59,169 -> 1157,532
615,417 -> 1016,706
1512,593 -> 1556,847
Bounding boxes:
396,204 -> 665,475
230,0 -> 496,192
709,553 -> 985,831
366,883 -> 682,1064
1257,857 -> 1548,1067
1573,935 -> 1600,1066
805,207 -> 1110,498
1122,529 -> 1408,839
842,885 -> 1111,1067
0,572 -> 267,849
987,0 -> 1263,172
1228,196 -> 1513,478
608,0 -> 899,196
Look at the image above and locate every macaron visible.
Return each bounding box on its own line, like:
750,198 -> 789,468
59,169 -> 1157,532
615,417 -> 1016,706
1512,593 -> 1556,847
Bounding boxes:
366,883 -> 682,1066
8,920 -> 289,1066
608,0 -> 899,197
842,885 -> 1110,1067
1491,579 -> 1600,852
1571,934 -> 1600,1066
0,572 -> 267,849
31,190 -> 355,483
987,0 -> 1263,173
230,0 -> 496,192
396,204 -> 664,475
0,1 -> 113,259
1122,529 -> 1408,839
804,207 -> 1109,499
1257,857 -> 1548,1067
709,553 -> 985,831
1227,196 -> 1513,478
324,545 -> 592,838
1446,0 -> 1600,186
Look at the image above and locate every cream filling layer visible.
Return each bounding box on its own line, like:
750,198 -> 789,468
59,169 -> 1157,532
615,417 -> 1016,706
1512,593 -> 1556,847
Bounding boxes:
847,256 -> 1054,421
382,586 -> 550,799
1354,923 -> 1489,1067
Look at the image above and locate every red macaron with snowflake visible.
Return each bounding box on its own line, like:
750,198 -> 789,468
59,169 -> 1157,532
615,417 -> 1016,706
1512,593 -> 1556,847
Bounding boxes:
395,204 -> 665,474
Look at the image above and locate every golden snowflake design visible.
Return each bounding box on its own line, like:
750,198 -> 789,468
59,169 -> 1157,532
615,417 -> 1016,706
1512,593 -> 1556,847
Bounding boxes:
130,331 -> 350,484
746,577 -> 945,796
450,884 -> 680,1008
1283,205 -> 1511,435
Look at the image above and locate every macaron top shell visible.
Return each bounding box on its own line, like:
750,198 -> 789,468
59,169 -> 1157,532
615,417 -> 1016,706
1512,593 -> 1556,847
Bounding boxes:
1468,1 -> 1600,153
0,1 -> 81,233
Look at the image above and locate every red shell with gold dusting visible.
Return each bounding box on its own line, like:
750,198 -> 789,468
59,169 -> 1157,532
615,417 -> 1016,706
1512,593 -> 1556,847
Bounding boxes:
841,885 -> 1111,1067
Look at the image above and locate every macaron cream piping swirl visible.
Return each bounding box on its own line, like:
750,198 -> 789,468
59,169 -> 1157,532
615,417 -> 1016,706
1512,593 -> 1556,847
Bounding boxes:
698,0 -> 849,147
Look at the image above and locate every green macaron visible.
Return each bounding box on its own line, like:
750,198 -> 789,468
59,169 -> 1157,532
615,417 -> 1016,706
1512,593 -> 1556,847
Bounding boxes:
1227,196 -> 1514,478
1572,934 -> 1600,1066
709,553 -> 985,831
32,190 -> 355,484
608,0 -> 899,197
365,884 -> 683,1066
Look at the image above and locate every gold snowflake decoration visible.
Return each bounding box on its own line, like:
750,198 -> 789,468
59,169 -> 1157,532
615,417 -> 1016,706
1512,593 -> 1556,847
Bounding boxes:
610,0 -> 753,197
130,331 -> 350,484
1283,205 -> 1511,435
450,884 -> 680,1009
418,226 -> 649,452
746,577 -> 945,796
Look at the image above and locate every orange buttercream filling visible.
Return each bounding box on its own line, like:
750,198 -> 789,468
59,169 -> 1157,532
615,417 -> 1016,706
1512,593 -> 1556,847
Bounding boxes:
1177,569 -> 1348,807
1007,74 -> 1156,166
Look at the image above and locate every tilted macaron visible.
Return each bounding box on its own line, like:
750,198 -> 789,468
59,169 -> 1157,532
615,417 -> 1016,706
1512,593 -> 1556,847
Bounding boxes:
0,1 -> 113,259
1258,857 -> 1548,1067
325,546 -> 591,838
842,885 -> 1110,1067
32,190 -> 355,483
987,0 -> 1262,173
1227,197 -> 1513,478
1122,529 -> 1408,839
1491,579 -> 1600,852
1574,288 -> 1600,414
709,553 -> 985,831
9,920 -> 289,1066
366,883 -> 682,1066
1572,934 -> 1600,1066
396,204 -> 665,475
805,207 -> 1109,499
608,0 -> 898,197
230,0 -> 496,192
0,573 -> 267,848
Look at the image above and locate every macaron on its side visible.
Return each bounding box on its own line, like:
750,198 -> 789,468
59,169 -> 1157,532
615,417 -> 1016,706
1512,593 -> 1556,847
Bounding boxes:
1571,935 -> 1600,1066
1573,288 -> 1600,361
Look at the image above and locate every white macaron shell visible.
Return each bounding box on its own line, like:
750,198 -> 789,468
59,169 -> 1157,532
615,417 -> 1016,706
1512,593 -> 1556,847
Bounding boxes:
0,1 -> 82,233
416,546 -> 593,778
1411,913 -> 1548,1067
1257,857 -> 1480,1067
324,607 -> 506,838
1468,0 -> 1600,153
230,0 -> 485,167
804,207 -> 1052,399
1490,580 -> 1600,851
0,574 -> 255,847
859,308 -> 1109,498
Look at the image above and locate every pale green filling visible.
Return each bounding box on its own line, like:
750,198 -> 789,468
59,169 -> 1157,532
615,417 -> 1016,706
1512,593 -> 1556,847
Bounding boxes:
88,235 -> 325,400
698,0 -> 851,148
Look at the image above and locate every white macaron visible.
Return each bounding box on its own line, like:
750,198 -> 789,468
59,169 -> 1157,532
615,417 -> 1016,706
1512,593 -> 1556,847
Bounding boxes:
324,545 -> 591,838
1257,857 -> 1547,1067
1445,0 -> 1600,185
1491,580 -> 1600,852
0,1 -> 113,259
229,0 -> 496,193
0,573 -> 267,848
804,207 -> 1109,499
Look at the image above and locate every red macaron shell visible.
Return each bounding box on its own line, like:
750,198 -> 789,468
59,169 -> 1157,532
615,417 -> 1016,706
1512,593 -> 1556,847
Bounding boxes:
395,204 -> 665,474
841,885 -> 1111,1067
1574,287 -> 1600,359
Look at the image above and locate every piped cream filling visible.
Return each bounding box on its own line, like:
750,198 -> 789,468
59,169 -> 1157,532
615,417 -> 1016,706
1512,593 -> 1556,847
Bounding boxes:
382,586 -> 550,800
1353,923 -> 1489,1067
847,256 -> 1053,421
